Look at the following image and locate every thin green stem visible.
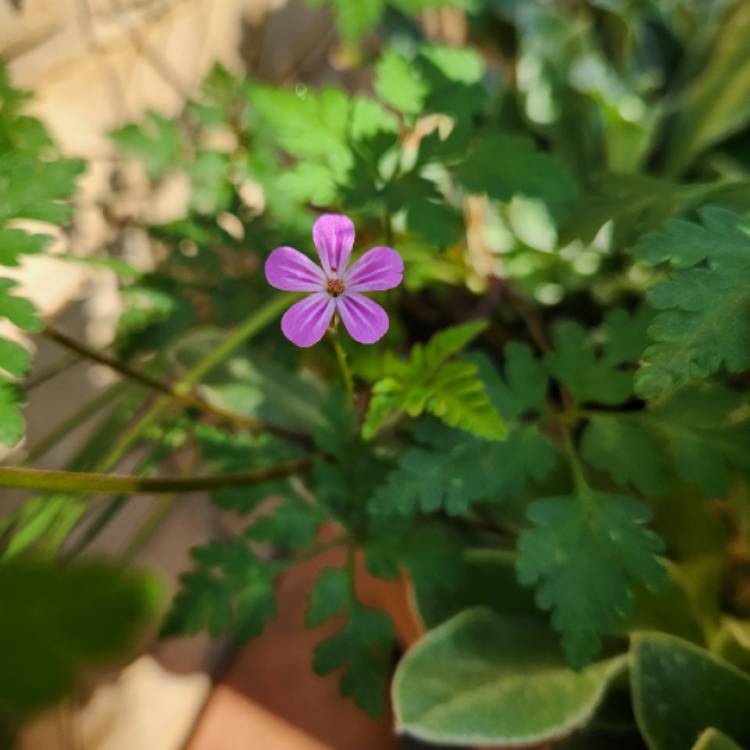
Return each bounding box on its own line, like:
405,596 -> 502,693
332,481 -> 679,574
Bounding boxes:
0,455 -> 318,495
330,329 -> 354,400
560,426 -> 589,496
43,319 -> 309,445
95,294 -> 296,472
24,382 -> 130,465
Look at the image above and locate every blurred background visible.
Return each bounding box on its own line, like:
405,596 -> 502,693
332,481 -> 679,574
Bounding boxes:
2,1 -> 413,748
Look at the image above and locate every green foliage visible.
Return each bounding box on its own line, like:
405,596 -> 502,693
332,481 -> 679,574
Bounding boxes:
544,319 -> 634,406
0,69 -> 83,445
0,559 -> 160,719
9,0 -> 750,738
363,321 -> 506,440
631,633 -> 750,750
308,0 -> 477,40
110,112 -> 182,179
312,600 -> 394,716
457,134 -> 579,221
393,608 -> 627,747
517,493 -> 667,668
161,538 -> 278,642
634,208 -> 750,399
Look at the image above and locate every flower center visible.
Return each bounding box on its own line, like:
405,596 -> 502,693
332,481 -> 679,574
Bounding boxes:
326,277 -> 345,297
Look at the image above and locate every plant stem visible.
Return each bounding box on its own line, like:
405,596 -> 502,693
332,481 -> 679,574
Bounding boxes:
42,313 -> 309,445
0,455 -> 318,495
560,426 -> 589,496
95,294 -> 297,472
330,328 -> 354,400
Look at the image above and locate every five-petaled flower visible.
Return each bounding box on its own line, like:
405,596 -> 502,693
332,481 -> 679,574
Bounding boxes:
265,214 -> 403,347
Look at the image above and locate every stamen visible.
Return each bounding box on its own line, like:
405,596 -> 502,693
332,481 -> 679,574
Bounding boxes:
326,278 -> 345,297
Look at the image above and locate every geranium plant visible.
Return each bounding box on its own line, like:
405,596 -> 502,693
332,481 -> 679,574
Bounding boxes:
2,0 -> 750,747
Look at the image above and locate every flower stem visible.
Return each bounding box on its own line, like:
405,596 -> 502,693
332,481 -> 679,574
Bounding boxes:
0,454 -> 318,495
330,328 -> 354,400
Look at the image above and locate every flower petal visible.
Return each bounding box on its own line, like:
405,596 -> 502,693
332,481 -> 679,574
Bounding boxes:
281,292 -> 335,348
265,246 -> 326,291
336,292 -> 389,344
313,214 -> 355,275
344,246 -> 404,292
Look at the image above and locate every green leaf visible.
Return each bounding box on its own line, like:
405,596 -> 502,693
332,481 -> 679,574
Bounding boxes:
161,539 -> 277,642
251,86 -> 351,172
393,608 -> 627,747
470,343 -> 548,422
412,550 -> 538,629
692,729 -> 744,750
545,320 -> 633,405
310,0 -> 385,40
246,500 -> 321,548
559,174 -> 720,246
186,150 -> 231,214
663,2 -> 750,175
423,360 -> 508,440
643,384 -> 750,497
631,632 -> 750,750
110,111 -> 182,179
582,416 -> 667,495
517,493 -> 667,668
313,603 -> 394,716
363,321 -> 505,440
601,306 -> 653,367
371,420 -> 556,516
370,425 -> 497,516
0,153 -> 84,225
0,278 -> 41,332
633,209 -> 750,398
0,377 -> 24,446
457,134 -> 579,220
0,228 -> 49,267
374,50 -> 427,115
0,336 -> 30,378
306,567 -> 349,627
0,559 -> 160,718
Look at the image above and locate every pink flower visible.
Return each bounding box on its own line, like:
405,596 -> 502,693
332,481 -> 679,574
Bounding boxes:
265,214 -> 403,348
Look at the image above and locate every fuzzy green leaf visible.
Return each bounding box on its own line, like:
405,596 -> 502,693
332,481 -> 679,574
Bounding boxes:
631,633 -> 750,750
394,609 -> 627,747
517,493 -> 667,668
